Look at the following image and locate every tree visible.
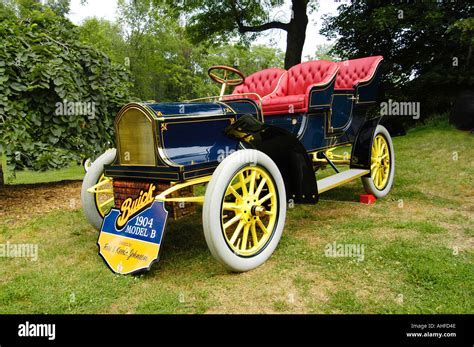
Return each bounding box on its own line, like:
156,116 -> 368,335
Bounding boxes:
78,18 -> 128,65
0,157 -> 3,185
321,1 -> 474,117
107,0 -> 285,101
0,0 -> 133,176
305,43 -> 337,62
178,0 -> 318,69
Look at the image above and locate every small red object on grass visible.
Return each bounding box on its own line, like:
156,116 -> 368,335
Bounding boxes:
360,194 -> 376,204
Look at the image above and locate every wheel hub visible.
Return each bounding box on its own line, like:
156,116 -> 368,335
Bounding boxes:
240,195 -> 264,224
252,205 -> 266,217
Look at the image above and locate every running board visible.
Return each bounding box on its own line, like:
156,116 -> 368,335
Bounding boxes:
318,169 -> 370,194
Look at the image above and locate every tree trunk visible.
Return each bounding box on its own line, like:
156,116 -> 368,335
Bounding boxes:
234,0 -> 309,69
0,161 -> 4,186
284,0 -> 309,69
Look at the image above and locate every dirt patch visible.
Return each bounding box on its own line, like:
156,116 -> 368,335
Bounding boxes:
0,181 -> 83,225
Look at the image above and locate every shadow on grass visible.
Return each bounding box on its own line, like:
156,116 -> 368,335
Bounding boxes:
318,184 -> 363,202
161,211 -> 208,257
136,207 -> 227,278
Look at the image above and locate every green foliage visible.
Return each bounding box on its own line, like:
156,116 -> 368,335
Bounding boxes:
321,1 -> 474,117
170,0 -> 312,68
447,17 -> 474,46
77,18 -> 128,65
112,0 -> 284,101
305,43 -> 338,61
0,1 -> 133,171
179,0 -> 285,46
0,0 -> 285,175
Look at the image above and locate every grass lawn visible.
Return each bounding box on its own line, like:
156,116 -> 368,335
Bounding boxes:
2,160 -> 84,185
0,120 -> 472,314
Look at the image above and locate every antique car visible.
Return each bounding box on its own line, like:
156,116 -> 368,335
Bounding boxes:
81,55 -> 395,274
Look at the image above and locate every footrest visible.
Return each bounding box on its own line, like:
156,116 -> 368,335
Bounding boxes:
318,169 -> 370,194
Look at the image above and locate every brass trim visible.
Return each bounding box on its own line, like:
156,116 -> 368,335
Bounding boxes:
215,101 -> 237,114
306,141 -> 352,155
114,104 -> 157,167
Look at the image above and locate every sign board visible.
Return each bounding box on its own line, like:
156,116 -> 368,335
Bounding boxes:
97,185 -> 167,274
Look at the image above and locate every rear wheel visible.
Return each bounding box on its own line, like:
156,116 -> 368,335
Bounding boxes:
81,149 -> 116,230
203,149 -> 286,272
362,125 -> 395,198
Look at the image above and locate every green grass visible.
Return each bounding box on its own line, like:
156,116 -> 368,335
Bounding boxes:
2,159 -> 84,185
0,120 -> 472,314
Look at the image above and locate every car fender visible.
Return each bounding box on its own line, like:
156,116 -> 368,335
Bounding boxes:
350,117 -> 382,170
224,114 -> 318,204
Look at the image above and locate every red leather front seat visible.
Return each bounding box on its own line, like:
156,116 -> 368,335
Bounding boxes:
335,56 -> 383,91
262,60 -> 339,116
232,68 -> 287,101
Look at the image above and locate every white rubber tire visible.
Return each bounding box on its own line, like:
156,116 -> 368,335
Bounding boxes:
362,125 -> 395,198
202,149 -> 287,272
81,149 -> 116,230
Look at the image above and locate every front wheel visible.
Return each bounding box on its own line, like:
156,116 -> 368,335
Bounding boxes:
81,149 -> 116,230
362,125 -> 395,198
202,149 -> 286,272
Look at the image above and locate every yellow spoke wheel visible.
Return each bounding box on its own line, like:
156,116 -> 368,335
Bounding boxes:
203,149 -> 286,272
221,166 -> 278,257
362,125 -> 394,199
94,174 -> 114,217
370,134 -> 391,190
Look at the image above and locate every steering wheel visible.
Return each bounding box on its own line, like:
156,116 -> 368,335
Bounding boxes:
208,65 -> 245,98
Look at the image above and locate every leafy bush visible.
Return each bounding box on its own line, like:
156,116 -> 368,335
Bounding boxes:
0,2 -> 133,171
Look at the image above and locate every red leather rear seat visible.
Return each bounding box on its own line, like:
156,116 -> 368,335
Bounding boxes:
231,68 -> 286,101
262,60 -> 339,116
335,56 -> 383,90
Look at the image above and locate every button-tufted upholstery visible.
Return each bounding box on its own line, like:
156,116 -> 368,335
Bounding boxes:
262,60 -> 339,115
335,56 -> 383,90
232,68 -> 287,100
286,60 -> 339,95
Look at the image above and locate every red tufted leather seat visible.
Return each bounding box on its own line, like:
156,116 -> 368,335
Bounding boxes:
335,56 -> 383,90
262,60 -> 339,115
232,68 -> 287,101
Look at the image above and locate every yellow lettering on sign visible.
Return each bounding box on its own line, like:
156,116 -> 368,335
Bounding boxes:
116,184 -> 156,228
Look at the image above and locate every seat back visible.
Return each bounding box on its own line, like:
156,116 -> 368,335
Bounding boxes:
335,56 -> 383,90
232,68 -> 286,99
284,60 -> 339,96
